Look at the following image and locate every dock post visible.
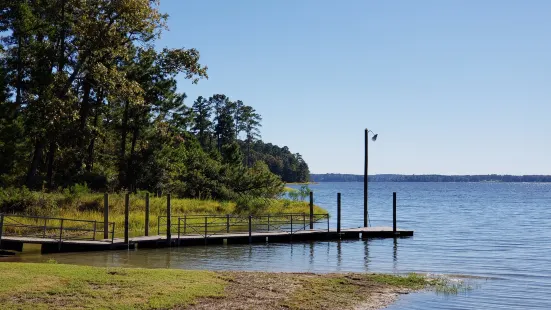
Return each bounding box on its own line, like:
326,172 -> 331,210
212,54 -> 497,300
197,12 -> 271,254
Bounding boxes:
309,191 -> 314,229
145,193 -> 150,236
204,216 -> 208,239
248,215 -> 252,243
393,192 -> 397,235
93,221 -> 97,241
59,219 -> 64,250
226,214 -> 230,233
124,193 -> 129,244
103,193 -> 109,239
166,194 -> 171,245
177,217 -> 181,246
337,193 -> 341,234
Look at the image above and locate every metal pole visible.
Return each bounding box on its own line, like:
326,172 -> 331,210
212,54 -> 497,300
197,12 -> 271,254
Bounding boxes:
364,129 -> 368,227
145,192 -> 150,236
303,212 -> 306,230
166,194 -> 171,245
267,214 -> 270,231
124,193 -> 129,244
111,223 -> 115,243
393,192 -> 397,234
337,193 -> 341,234
103,193 -> 109,239
309,191 -> 314,229
226,214 -> 230,233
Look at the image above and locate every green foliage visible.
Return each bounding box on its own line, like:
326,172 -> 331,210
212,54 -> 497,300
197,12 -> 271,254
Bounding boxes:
245,141 -> 310,183
0,0 -> 307,201
287,185 -> 311,201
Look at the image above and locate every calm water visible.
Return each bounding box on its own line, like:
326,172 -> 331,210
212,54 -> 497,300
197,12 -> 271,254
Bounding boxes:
3,182 -> 551,309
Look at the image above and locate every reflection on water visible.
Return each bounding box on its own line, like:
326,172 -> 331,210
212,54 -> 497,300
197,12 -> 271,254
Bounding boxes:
5,238 -> 404,274
3,182 -> 551,309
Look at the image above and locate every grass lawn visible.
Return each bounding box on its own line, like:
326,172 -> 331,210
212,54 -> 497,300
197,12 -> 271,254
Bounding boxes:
0,262 -> 439,310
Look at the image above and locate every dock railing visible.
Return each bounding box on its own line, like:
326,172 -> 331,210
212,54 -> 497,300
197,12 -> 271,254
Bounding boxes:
157,213 -> 330,239
0,213 -> 115,245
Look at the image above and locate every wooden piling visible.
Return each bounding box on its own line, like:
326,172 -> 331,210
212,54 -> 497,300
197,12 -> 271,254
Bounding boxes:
166,194 -> 171,244
337,193 -> 341,234
145,193 -> 150,236
103,193 -> 109,239
226,214 -> 230,233
309,191 -> 314,229
393,192 -> 397,234
124,193 -> 129,244
248,215 -> 252,243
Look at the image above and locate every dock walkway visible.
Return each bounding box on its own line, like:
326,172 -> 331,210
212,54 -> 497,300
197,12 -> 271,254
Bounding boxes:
1,226 -> 412,254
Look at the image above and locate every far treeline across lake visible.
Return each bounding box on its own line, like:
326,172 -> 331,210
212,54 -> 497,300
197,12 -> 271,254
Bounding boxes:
311,174 -> 551,183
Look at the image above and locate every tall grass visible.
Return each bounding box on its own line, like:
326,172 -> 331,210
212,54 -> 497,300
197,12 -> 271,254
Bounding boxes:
0,187 -> 327,237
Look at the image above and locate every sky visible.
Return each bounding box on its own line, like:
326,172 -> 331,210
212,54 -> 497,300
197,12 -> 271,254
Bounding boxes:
156,0 -> 551,175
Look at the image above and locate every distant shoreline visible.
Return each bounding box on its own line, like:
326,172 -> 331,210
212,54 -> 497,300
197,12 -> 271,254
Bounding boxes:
310,174 -> 551,183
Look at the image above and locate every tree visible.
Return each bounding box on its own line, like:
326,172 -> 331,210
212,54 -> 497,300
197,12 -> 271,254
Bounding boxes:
191,96 -> 212,149
240,106 -> 262,167
209,94 -> 235,153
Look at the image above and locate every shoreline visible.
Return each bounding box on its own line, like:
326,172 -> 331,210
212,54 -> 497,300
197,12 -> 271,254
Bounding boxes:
0,262 -> 430,309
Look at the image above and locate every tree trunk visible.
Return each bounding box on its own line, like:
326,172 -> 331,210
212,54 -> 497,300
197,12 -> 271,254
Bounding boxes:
46,140 -> 56,189
85,111 -> 99,172
75,76 -> 91,170
16,35 -> 22,106
247,136 -> 251,168
118,101 -> 129,188
25,139 -> 44,188
128,125 -> 139,192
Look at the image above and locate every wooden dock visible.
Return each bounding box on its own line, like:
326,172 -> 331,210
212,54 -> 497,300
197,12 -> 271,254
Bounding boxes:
1,227 -> 413,254
1,192 -> 413,254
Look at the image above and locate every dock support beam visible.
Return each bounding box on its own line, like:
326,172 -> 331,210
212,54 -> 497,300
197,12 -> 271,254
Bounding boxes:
309,191 -> 314,229
145,193 -> 150,236
337,193 -> 341,234
124,193 -> 129,244
393,192 -> 397,234
103,193 -> 109,240
166,194 -> 171,245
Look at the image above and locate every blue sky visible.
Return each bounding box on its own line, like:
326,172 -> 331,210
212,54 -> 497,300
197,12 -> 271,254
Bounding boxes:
157,0 -> 551,175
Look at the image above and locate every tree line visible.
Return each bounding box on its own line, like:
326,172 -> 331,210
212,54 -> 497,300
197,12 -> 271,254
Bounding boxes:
310,174 -> 551,182
0,0 -> 309,200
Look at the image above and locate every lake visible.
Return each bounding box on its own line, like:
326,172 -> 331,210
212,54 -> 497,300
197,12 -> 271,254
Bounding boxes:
3,182 -> 551,309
